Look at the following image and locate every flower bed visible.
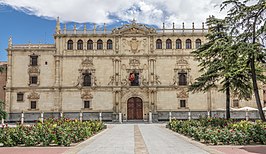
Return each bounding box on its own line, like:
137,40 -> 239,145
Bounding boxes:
0,118 -> 105,147
168,118 -> 266,145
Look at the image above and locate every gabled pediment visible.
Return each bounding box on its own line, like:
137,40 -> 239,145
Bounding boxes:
112,21 -> 156,35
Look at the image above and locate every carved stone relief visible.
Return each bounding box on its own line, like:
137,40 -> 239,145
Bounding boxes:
81,90 -> 93,100
28,66 -> 40,74
76,57 -> 97,87
27,91 -> 40,100
177,89 -> 189,98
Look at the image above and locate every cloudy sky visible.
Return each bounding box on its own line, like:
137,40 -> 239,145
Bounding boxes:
0,0 -> 227,61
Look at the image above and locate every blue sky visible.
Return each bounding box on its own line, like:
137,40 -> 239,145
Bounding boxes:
0,0 -> 225,61
0,5 -> 55,61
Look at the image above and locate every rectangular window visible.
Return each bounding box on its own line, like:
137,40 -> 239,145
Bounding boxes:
84,101 -> 90,108
31,101 -> 37,109
17,93 -> 24,101
180,100 -> 186,108
83,73 -> 92,86
233,99 -> 239,108
178,72 -> 187,86
30,76 -> 38,84
30,56 -> 38,66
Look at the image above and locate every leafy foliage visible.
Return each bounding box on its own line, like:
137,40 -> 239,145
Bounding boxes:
0,100 -> 6,120
189,16 -> 255,119
0,118 -> 105,147
221,0 -> 266,121
168,118 -> 266,145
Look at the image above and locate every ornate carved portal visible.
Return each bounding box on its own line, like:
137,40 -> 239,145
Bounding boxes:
127,97 -> 143,120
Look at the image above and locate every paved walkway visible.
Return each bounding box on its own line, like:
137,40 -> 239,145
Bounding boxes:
65,124 -> 213,154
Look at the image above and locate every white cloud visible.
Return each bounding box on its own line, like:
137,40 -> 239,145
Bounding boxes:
0,0 -> 227,28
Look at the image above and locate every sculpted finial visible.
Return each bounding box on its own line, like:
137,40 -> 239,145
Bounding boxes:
84,24 -> 87,33
93,23 -> 96,34
64,23 -> 66,33
132,18 -> 137,24
8,36 -> 12,49
56,16 -> 61,34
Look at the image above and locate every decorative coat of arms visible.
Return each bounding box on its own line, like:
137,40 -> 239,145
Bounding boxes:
128,37 -> 141,54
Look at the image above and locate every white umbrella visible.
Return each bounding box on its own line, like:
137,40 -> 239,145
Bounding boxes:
235,106 -> 258,111
230,107 -> 239,111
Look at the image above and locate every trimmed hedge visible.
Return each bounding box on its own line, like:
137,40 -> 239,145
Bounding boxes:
0,118 -> 105,146
168,118 -> 266,145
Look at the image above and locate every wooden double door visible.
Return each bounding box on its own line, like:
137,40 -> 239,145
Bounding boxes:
127,97 -> 143,120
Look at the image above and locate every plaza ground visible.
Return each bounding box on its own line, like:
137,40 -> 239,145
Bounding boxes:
1,123 -> 266,154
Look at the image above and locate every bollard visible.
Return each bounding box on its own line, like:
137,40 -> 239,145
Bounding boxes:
21,112 -> 24,125
207,111 -> 210,118
40,112 -> 44,123
169,112 -> 172,122
99,112 -> 102,122
79,112 -> 83,122
119,113 -> 122,123
188,111 -> 191,120
149,112 -> 152,123
245,110 -> 249,121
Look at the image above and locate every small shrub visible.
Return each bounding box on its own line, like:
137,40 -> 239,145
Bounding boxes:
0,118 -> 105,147
168,118 -> 266,145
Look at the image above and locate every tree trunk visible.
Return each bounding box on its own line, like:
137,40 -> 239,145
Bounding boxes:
225,79 -> 230,120
251,15 -> 266,121
250,56 -> 266,121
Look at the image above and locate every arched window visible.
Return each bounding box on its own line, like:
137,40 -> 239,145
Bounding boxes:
156,39 -> 162,49
77,40 -> 83,50
107,39 -> 113,50
67,40 -> 73,50
83,72 -> 91,86
178,71 -> 187,86
87,40 -> 93,50
176,39 -> 182,49
185,39 -> 192,49
97,39 -> 103,50
166,39 -> 172,49
195,39 -> 201,49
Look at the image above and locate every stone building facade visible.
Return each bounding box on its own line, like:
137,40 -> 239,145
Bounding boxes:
0,62 -> 7,102
5,18 -> 266,121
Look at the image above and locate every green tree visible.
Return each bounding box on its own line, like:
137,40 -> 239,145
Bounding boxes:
0,66 -> 3,73
0,66 -> 6,120
189,16 -> 253,119
221,0 -> 266,121
0,100 -> 6,119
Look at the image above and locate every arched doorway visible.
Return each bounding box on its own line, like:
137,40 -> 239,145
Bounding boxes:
127,97 -> 143,120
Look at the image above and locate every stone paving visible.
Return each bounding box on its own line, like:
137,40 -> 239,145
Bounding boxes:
65,124 -> 212,154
